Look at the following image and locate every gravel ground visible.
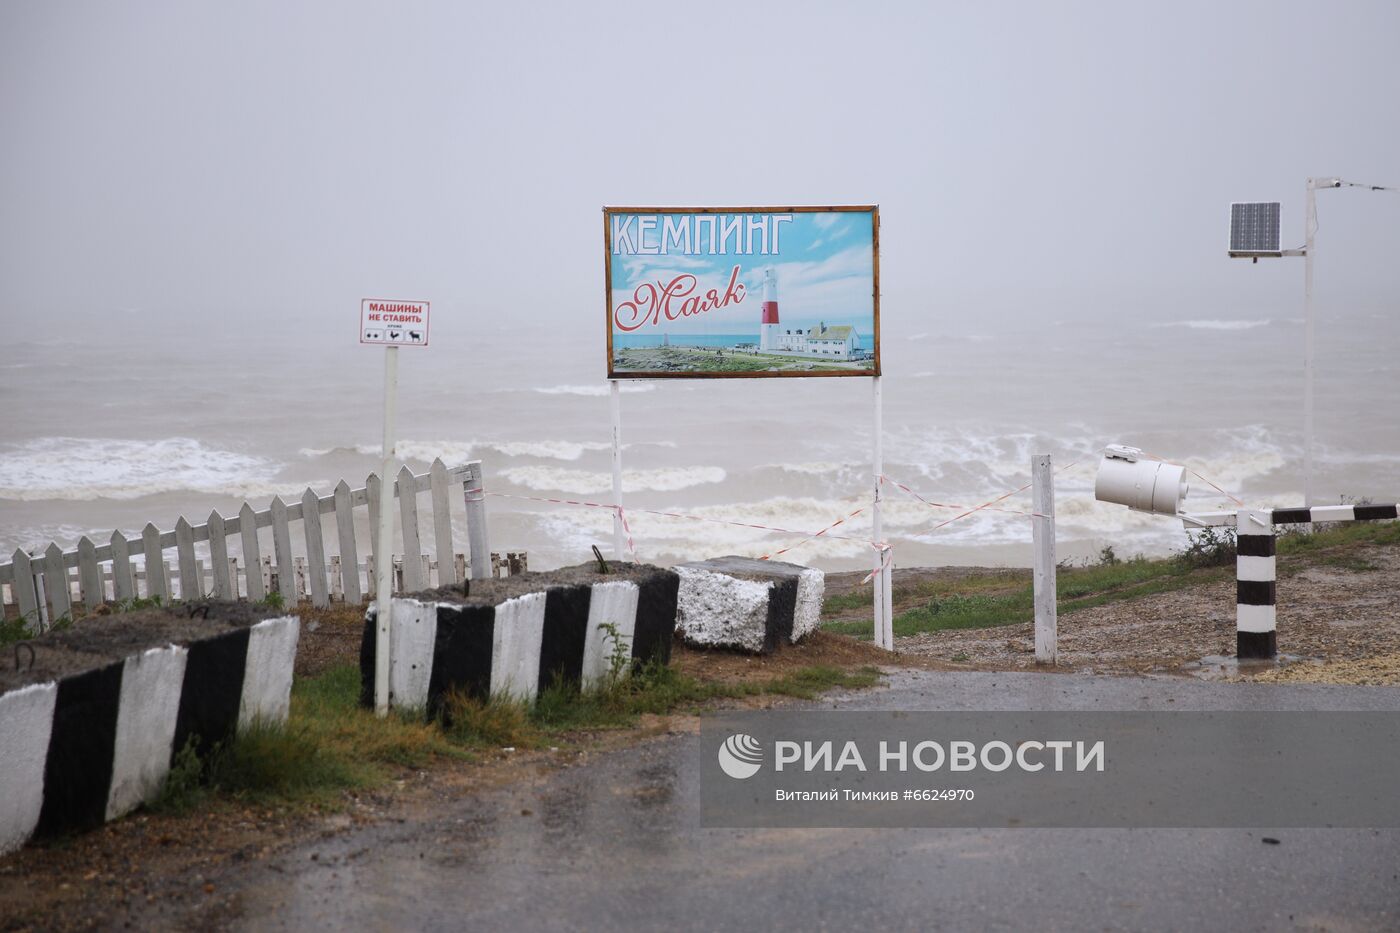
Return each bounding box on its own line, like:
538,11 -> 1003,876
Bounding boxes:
892,543 -> 1400,679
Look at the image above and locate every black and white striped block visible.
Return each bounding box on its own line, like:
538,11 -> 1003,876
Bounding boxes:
1236,509 -> 1277,660
1268,504 -> 1399,525
0,609 -> 299,854
674,556 -> 825,655
359,563 -> 680,715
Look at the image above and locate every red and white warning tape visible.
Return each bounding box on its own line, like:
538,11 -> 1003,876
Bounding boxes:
468,457 -> 1084,581
467,489 -> 884,566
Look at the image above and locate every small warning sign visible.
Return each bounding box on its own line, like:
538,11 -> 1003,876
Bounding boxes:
360,299 -> 429,346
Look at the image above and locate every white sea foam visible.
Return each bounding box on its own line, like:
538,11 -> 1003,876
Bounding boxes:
764,461 -> 848,476
1150,319 -> 1271,331
299,438 -> 675,463
534,383 -> 657,397
499,465 -> 726,494
0,437 -> 291,501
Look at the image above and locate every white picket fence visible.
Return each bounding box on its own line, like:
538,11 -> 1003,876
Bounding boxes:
0,459 -> 504,629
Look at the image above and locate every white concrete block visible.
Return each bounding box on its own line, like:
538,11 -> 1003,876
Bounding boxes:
490,592 -> 547,702
240,615 -> 300,727
0,682 -> 57,855
582,581 -> 640,690
107,645 -> 188,820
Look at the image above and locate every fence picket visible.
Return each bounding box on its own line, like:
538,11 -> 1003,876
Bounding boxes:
270,496 -> 297,604
429,459 -> 458,586
463,461 -> 490,580
239,503 -> 265,601
333,480 -> 361,603
142,524 -> 166,601
208,510 -> 232,599
301,487 -> 330,607
398,466 -> 424,592
12,549 -> 38,626
366,472 -> 382,567
42,542 -> 72,620
77,536 -> 103,608
110,531 -> 135,602
330,555 -> 343,601
176,517 -> 201,600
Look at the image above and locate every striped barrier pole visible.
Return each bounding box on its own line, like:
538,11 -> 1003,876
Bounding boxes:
1235,509 -> 1277,660
1234,503 -> 1398,659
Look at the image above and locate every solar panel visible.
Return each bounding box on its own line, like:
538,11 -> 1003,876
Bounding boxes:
1229,202 -> 1281,256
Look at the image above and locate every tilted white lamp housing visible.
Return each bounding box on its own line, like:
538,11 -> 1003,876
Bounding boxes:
1094,446 -> 1189,516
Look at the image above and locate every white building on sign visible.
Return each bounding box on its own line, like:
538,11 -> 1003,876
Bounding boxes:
756,267 -> 861,360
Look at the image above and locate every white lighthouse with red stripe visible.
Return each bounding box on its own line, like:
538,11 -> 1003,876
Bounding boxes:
759,266 -> 779,351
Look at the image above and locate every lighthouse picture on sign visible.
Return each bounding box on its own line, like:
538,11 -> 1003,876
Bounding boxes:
604,206 -> 879,378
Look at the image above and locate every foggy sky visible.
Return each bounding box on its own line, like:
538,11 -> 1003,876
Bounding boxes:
2,0 -> 1397,348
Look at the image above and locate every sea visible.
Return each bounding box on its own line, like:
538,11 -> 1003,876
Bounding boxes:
2,312 -> 1396,574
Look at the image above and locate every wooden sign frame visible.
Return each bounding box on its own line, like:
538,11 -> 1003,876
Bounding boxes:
603,205 -> 880,379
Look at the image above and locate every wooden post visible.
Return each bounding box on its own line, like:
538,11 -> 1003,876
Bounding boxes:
11,549 -> 39,628
462,461 -> 490,581
270,496 -> 297,605
43,543 -> 72,622
77,536 -> 103,609
429,459 -> 458,586
507,551 -> 528,576
142,523 -> 166,601
398,465 -> 424,592
366,472 -> 382,570
333,480 -> 361,603
301,487 -> 330,608
1031,454 -> 1057,665
110,530 -> 135,603
208,510 -> 233,600
239,503 -> 265,601
175,517 -> 201,601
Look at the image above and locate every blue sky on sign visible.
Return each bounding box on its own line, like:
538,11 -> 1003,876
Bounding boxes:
611,211 -> 876,336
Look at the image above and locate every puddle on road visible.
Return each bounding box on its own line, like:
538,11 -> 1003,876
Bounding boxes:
1183,654 -> 1314,680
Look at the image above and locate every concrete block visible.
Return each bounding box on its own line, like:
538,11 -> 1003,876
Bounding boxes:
675,556 -> 825,654
0,604 -> 299,852
361,562 -> 679,716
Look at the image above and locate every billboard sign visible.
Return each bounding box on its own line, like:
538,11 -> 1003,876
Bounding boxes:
604,206 -> 879,378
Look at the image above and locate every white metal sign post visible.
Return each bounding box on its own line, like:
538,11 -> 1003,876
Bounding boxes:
360,298 -> 430,715
610,380 -> 626,560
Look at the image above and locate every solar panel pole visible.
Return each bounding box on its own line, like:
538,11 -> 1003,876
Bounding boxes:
1302,179 -> 1318,508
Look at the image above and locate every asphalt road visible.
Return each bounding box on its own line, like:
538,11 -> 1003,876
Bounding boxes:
217,672 -> 1400,932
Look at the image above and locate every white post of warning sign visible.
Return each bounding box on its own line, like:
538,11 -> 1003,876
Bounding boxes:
361,298 -> 430,715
